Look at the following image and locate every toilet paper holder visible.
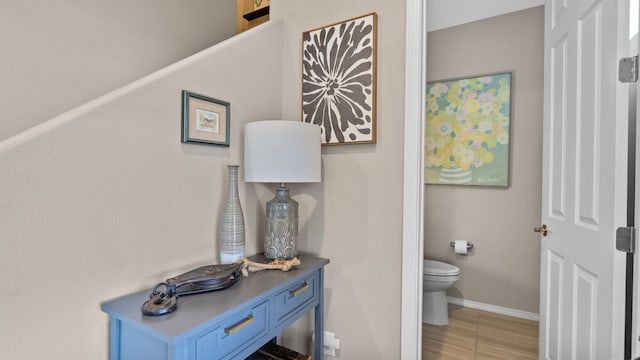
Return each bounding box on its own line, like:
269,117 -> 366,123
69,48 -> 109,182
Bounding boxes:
449,241 -> 474,250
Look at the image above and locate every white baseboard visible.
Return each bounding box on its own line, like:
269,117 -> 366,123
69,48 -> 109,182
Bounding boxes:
447,296 -> 540,321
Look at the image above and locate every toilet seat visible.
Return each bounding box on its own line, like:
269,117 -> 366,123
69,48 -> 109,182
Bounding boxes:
423,259 -> 460,276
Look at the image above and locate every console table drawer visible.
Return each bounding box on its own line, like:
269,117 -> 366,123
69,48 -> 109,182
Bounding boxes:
274,272 -> 318,325
196,300 -> 269,360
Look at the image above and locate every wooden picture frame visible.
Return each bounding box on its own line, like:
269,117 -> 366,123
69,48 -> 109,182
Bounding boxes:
301,13 -> 377,146
181,90 -> 230,147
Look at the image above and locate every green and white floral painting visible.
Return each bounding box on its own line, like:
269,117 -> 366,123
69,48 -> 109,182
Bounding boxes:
425,72 -> 511,186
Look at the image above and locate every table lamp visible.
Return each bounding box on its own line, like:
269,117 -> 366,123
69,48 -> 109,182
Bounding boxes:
244,120 -> 321,260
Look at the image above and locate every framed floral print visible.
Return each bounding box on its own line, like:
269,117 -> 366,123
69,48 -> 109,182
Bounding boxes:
181,90 -> 230,147
425,72 -> 512,187
301,13 -> 377,145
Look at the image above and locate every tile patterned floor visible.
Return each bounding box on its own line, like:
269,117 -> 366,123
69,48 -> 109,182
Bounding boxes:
422,305 -> 539,360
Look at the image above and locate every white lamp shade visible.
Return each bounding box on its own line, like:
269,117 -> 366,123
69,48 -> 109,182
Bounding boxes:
244,120 -> 321,183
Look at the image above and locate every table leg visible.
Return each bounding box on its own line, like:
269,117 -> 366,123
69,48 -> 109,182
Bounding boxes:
109,318 -> 121,360
314,267 -> 324,360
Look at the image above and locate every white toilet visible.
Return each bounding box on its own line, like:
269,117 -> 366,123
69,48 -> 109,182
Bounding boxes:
422,259 -> 460,325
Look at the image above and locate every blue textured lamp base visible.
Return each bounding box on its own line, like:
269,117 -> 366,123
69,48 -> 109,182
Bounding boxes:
264,186 -> 298,260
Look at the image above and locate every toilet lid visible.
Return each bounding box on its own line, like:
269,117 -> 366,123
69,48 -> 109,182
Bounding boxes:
423,260 -> 460,276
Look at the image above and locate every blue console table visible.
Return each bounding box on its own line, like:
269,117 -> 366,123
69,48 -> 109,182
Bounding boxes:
101,255 -> 329,360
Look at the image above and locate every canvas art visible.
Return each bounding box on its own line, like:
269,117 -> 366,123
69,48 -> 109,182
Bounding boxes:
425,72 -> 512,186
301,13 -> 377,145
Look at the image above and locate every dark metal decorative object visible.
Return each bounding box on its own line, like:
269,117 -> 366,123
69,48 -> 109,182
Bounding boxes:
141,263 -> 242,316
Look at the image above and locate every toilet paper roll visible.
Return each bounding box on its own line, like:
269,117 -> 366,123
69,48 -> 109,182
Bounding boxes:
454,240 -> 468,255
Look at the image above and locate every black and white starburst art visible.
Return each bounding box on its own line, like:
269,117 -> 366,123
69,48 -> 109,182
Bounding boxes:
302,13 -> 377,145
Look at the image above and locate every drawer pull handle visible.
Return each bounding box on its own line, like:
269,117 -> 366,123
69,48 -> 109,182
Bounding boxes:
224,315 -> 255,335
289,283 -> 310,297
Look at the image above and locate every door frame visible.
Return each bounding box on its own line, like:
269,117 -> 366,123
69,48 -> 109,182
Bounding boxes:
402,2 -> 638,358
401,0 -> 427,358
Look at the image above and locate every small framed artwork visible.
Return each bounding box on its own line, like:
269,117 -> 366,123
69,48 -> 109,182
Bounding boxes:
425,72 -> 512,187
301,13 -> 377,146
181,90 -> 230,147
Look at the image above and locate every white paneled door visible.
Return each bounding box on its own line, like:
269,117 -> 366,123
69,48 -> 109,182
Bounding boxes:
631,1 -> 640,357
540,0 -> 630,359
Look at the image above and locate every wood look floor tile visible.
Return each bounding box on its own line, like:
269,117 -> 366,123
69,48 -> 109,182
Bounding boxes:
423,322 -> 477,351
422,305 -> 539,360
423,306 -> 478,351
449,305 -> 479,319
478,310 -> 539,336
423,337 -> 476,360
441,315 -> 477,334
477,313 -> 538,354
476,340 -> 538,360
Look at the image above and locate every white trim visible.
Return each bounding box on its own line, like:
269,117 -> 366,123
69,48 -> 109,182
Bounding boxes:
401,0 -> 427,359
447,296 -> 540,321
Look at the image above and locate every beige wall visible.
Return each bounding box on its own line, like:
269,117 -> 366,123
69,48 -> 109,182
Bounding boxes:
427,0 -> 544,31
0,1 -> 409,358
0,22 -> 284,359
273,1 -> 406,358
0,1 -> 547,358
424,6 -> 544,314
0,0 -> 236,141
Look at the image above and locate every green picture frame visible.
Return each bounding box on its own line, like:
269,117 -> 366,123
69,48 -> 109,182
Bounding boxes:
181,90 -> 230,147
425,72 -> 512,187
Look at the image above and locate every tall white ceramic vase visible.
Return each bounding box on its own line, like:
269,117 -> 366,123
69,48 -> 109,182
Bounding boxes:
219,165 -> 245,264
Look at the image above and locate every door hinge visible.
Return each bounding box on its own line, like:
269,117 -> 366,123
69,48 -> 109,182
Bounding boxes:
619,55 -> 639,83
616,227 -> 636,253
